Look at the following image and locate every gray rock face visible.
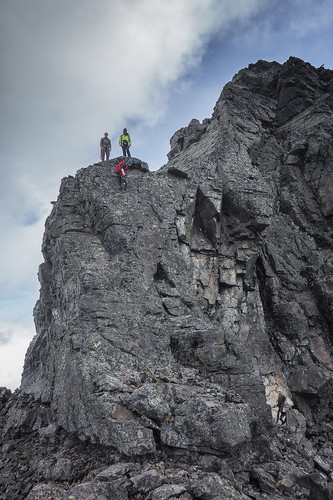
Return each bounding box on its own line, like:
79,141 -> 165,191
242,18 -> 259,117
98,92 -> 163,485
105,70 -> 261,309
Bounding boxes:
1,57 -> 333,499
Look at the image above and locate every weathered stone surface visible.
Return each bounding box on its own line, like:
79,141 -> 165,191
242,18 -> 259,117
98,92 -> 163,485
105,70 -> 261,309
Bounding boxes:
1,57 -> 333,499
25,484 -> 67,499
96,462 -> 135,481
65,481 -> 123,499
191,473 -> 243,499
129,468 -> 163,494
0,387 -> 11,411
168,118 -> 208,160
150,483 -> 188,500
123,382 -> 250,454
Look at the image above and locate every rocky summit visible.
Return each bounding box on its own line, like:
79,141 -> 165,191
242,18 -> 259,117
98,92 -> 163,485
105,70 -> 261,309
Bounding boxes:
1,57 -> 333,500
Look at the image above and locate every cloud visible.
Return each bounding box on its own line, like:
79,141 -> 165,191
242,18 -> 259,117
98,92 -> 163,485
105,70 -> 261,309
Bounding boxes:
0,322 -> 34,390
288,0 -> 333,37
0,212 -> 44,294
0,174 -> 50,294
236,0 -> 333,51
1,0 -> 266,165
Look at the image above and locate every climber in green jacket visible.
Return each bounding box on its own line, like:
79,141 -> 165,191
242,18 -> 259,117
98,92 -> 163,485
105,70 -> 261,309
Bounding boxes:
119,128 -> 132,157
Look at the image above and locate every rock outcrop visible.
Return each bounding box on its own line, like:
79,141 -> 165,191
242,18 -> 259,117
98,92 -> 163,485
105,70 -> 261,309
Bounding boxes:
1,57 -> 333,499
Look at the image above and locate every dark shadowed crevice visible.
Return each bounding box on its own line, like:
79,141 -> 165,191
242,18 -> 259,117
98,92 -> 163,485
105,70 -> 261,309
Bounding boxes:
153,262 -> 176,288
192,187 -> 219,246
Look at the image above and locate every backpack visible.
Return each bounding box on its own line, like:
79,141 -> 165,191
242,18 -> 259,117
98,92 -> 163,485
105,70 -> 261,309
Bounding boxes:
115,160 -> 126,175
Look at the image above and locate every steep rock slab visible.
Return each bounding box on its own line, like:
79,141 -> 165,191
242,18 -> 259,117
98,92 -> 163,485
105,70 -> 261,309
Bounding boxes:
16,158 -> 254,457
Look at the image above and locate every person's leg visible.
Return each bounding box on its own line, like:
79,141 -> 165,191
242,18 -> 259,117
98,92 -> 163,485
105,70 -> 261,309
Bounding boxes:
119,174 -> 126,191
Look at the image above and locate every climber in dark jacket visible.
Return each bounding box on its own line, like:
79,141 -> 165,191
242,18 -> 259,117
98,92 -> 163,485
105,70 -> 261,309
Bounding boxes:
100,132 -> 111,161
116,159 -> 133,191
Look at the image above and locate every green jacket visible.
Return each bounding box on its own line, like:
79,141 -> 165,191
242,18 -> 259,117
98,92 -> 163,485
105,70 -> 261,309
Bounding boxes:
119,133 -> 131,146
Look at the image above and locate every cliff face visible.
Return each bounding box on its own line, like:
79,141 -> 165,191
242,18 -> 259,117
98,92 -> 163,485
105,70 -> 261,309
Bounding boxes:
1,57 -> 333,499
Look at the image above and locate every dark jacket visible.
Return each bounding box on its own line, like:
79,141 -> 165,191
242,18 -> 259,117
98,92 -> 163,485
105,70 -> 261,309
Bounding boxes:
100,137 -> 111,149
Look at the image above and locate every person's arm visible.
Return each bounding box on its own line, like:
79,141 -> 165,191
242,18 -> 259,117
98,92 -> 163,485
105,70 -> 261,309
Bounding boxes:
128,134 -> 131,146
119,135 -> 122,146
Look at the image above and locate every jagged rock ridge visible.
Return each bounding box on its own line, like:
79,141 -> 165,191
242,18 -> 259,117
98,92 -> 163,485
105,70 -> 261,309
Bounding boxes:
1,57 -> 333,499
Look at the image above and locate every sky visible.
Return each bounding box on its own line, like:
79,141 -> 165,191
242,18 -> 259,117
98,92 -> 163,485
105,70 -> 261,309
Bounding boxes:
1,0 -> 333,390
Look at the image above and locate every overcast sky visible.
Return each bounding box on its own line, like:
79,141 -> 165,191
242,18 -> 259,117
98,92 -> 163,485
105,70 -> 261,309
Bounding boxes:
1,0 -> 333,390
